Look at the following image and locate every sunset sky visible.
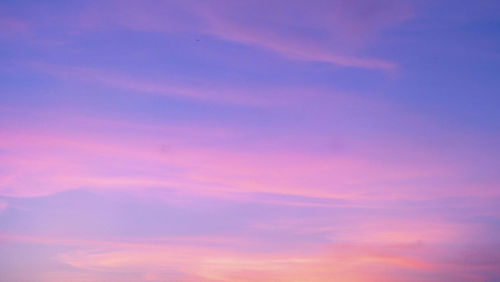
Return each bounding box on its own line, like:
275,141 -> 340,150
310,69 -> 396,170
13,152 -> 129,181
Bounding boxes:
1,0 -> 500,281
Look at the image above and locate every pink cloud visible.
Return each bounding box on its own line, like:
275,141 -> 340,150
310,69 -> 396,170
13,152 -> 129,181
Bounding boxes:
199,7 -> 399,70
0,112 -> 464,201
76,0 -> 411,70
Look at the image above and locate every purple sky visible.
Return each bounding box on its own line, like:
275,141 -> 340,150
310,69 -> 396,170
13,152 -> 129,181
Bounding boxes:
1,0 -> 500,281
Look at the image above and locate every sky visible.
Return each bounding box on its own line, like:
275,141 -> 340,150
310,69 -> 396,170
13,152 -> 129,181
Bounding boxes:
1,0 -> 500,281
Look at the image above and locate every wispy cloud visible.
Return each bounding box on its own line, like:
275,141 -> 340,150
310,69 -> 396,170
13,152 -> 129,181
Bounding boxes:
32,62 -> 290,106
76,0 -> 410,70
1,113 -> 456,200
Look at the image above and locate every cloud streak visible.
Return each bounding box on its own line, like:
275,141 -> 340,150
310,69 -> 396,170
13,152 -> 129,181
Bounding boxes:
0,113 -> 457,200
76,0 -> 409,70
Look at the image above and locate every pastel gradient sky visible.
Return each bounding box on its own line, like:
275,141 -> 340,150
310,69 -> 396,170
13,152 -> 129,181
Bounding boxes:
1,0 -> 500,281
